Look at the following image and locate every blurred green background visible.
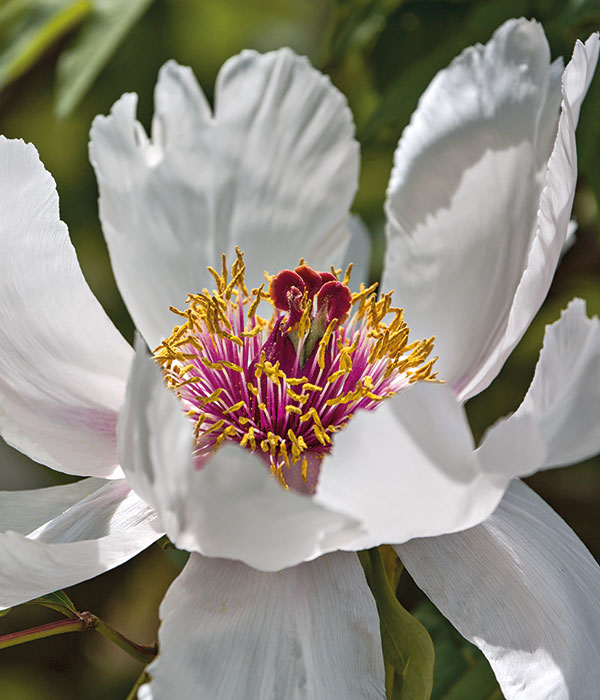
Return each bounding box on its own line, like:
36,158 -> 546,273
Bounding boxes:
0,0 -> 598,698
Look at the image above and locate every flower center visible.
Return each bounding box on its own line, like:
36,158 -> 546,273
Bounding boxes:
154,249 -> 437,493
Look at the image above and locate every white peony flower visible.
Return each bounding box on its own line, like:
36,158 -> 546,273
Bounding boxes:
1,17 -> 599,700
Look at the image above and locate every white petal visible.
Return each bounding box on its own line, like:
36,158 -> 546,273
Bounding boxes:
343,214 -> 372,290
0,137 -> 132,478
316,382 -> 518,546
119,340 -> 363,571
28,479 -> 157,544
475,411 -> 547,479
0,477 -> 105,535
90,53 -> 359,348
0,480 -> 161,608
140,552 -> 385,700
383,20 -> 599,401
489,298 -> 600,469
396,479 -> 600,700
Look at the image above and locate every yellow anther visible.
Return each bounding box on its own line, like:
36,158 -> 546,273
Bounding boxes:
176,376 -> 203,387
266,432 -> 279,455
223,401 -> 245,414
203,419 -> 226,434
302,383 -> 323,393
287,429 -> 307,461
299,407 -> 330,446
286,388 -> 309,404
275,465 -> 289,490
240,325 -> 262,337
201,358 -> 226,371
247,383 -> 259,396
221,253 -> 228,286
215,425 -> 237,448
219,360 -> 244,373
194,413 -> 207,439
285,376 -> 308,386
285,405 -> 303,415
279,441 -> 290,468
327,369 -> 349,383
207,266 -> 224,292
198,388 -> 223,407
342,262 -> 353,286
248,285 -> 264,319
217,330 -> 244,347
240,426 -> 257,450
317,319 -> 337,370
301,457 -> 308,482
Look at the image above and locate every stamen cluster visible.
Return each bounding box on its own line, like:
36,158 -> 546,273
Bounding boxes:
154,250 -> 437,492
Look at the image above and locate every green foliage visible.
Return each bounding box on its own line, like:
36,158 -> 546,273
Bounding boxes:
0,0 -> 154,117
360,548 -> 435,700
0,0 -> 91,92
55,0 -> 154,117
412,601 -> 503,700
24,590 -> 78,618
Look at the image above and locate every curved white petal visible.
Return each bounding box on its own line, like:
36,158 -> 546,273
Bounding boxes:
119,339 -> 363,572
396,479 -> 600,700
0,477 -> 105,535
343,215 -> 372,290
0,137 -> 132,478
139,552 -> 385,700
316,382 -> 539,547
28,479 -> 157,544
482,299 -> 600,470
0,479 -> 161,609
90,52 -> 359,348
383,20 -> 599,402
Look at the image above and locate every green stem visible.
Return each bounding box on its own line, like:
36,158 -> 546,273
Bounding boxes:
0,617 -> 88,650
93,616 -> 157,663
0,612 -> 157,663
125,668 -> 151,700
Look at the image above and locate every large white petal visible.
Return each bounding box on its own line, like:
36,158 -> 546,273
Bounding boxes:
0,477 -> 104,535
396,479 -> 600,700
90,52 -> 359,348
0,137 -> 132,478
0,479 -> 161,609
139,552 -> 385,700
119,340 -> 363,572
343,215 -> 372,290
479,299 -> 600,471
383,20 -> 599,401
516,298 -> 600,466
316,382 -> 544,547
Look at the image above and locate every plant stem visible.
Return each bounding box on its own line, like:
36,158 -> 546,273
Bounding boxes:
0,617 -> 89,650
125,668 -> 151,700
93,616 -> 157,663
0,611 -> 157,663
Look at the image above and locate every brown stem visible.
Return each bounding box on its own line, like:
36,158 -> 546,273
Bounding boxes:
0,611 -> 157,663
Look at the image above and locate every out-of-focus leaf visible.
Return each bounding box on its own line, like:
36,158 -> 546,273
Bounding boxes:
0,0 -> 30,28
358,0 -> 525,143
360,547 -> 435,700
326,0 -> 404,64
577,66 -> 600,222
25,590 -> 79,618
55,0 -> 154,117
412,600 -> 503,700
0,0 -> 91,91
0,607 -> 12,618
